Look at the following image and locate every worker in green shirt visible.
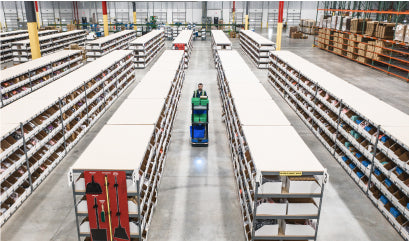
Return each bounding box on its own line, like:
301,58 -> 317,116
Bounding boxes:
193,83 -> 207,98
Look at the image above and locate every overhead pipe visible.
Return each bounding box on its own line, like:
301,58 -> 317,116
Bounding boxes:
276,1 -> 284,51
25,1 -> 41,59
102,1 -> 109,36
34,1 -> 40,28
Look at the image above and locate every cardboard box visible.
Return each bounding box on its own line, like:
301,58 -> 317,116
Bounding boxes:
331,16 -> 338,29
394,24 -> 407,42
375,22 -> 395,39
342,17 -> 352,32
405,26 -> 409,43
351,18 -> 371,34
365,21 -> 379,36
335,16 -> 343,30
357,56 -> 369,63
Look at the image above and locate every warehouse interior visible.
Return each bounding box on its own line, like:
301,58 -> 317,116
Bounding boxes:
1,1 -> 409,241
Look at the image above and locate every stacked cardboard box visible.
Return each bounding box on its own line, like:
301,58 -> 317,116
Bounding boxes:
365,41 -> 376,59
357,42 -> 367,56
373,40 -> 392,61
405,27 -> 409,43
331,16 -> 338,29
394,24 -> 407,42
317,28 -> 326,48
289,26 -> 298,37
375,23 -> 395,39
365,21 -> 379,36
347,35 -> 358,55
335,16 -> 343,30
342,17 -> 352,32
351,18 -> 371,34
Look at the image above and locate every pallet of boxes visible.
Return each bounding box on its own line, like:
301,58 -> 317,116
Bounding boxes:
300,19 -> 317,35
394,23 -> 407,44
289,26 -> 308,39
333,32 -> 348,56
346,34 -> 358,60
356,36 -> 369,64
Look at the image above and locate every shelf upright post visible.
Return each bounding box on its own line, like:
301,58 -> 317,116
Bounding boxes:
28,69 -> 33,92
83,82 -> 90,126
58,97 -> 67,152
250,181 -> 259,241
366,125 -> 381,195
20,122 -> 34,192
71,180 -> 81,241
332,100 -> 343,156
314,171 -> 328,240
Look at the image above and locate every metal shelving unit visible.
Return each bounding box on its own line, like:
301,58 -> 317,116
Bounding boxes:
215,50 -> 327,241
0,50 -> 135,226
211,30 -> 232,65
11,30 -> 87,63
172,29 -> 193,68
268,50 -> 409,241
86,30 -> 136,62
1,50 -> 83,107
239,30 -> 275,69
0,30 -> 27,37
129,30 -> 165,69
69,50 -> 185,241
314,1 -> 409,82
1,30 -> 58,64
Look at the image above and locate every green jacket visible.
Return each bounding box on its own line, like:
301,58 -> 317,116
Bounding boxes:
193,89 -> 207,98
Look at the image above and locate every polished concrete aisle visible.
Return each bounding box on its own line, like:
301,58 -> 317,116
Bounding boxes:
148,41 -> 244,241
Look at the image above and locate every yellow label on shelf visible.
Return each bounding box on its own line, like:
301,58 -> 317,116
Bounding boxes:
279,171 -> 303,176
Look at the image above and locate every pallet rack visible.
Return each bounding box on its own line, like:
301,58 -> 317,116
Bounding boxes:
215,50 -> 327,241
0,50 -> 135,226
172,30 -> 193,68
86,30 -> 137,62
12,30 -> 87,63
239,30 -> 275,69
69,50 -> 185,241
1,30 -> 58,64
1,50 -> 83,107
211,30 -> 232,65
268,50 -> 409,240
129,30 -> 165,69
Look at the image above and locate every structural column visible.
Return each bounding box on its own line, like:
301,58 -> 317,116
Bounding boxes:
25,1 -> 41,59
34,1 -> 41,28
245,1 -> 249,30
133,2 -> 137,30
102,1 -> 109,36
276,1 -> 284,51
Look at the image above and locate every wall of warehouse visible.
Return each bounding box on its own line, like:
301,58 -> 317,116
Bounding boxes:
0,1 -> 318,30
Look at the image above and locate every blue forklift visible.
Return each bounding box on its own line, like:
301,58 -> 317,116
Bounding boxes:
190,96 -> 209,146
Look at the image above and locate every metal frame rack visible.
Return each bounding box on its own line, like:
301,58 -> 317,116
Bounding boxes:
0,50 -> 135,226
1,50 -> 83,107
268,50 -> 409,240
86,30 -> 137,62
211,30 -> 232,65
1,30 -> 58,64
314,1 -> 409,82
172,29 -> 193,69
239,30 -> 275,69
129,30 -> 165,69
11,30 -> 87,63
215,50 -> 327,241
69,50 -> 185,241
0,30 -> 28,37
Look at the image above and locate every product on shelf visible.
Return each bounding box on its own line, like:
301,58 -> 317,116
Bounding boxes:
129,30 -> 165,68
86,30 -> 136,62
69,50 -> 185,241
268,50 -> 409,241
0,50 -> 135,226
239,30 -> 275,69
11,30 -> 87,63
172,30 -> 193,68
1,50 -> 83,107
214,50 -> 327,241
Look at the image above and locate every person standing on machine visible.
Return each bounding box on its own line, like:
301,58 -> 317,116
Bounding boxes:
193,83 -> 207,98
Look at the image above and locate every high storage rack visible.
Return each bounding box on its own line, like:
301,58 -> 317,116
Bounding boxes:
239,30 -> 275,69
268,50 -> 409,240
211,30 -> 232,65
130,30 -> 165,69
0,50 -> 135,226
1,50 -> 83,107
1,30 -> 58,64
69,50 -> 185,241
215,50 -> 327,241
86,30 -> 137,62
172,30 -> 193,68
12,30 -> 87,63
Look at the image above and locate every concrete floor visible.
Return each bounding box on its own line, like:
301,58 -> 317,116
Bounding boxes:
2,29 -> 409,241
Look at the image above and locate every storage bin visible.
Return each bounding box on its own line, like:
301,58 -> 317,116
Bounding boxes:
190,125 -> 205,138
191,98 -> 200,106
200,99 -> 209,105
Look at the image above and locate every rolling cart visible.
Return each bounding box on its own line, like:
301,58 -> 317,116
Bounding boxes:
190,96 -> 209,146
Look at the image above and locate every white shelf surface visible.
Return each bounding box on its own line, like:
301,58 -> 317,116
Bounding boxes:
255,225 -> 279,237
234,99 -> 291,126
130,30 -> 163,45
86,30 -> 135,45
211,30 -> 232,45
172,30 -> 193,45
0,50 -> 132,137
271,50 -> 409,148
107,99 -> 164,125
289,181 -> 321,194
71,125 -> 153,171
284,224 -> 315,236
240,30 -> 275,46
256,203 -> 287,216
259,182 -> 282,194
228,82 -> 272,101
243,125 -> 325,173
287,203 -> 318,216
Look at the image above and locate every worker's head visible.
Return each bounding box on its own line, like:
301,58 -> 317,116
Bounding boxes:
198,83 -> 203,91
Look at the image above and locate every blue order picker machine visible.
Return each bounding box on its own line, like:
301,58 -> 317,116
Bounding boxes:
190,96 -> 209,146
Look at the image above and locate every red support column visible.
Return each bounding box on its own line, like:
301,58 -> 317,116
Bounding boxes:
102,1 -> 108,36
